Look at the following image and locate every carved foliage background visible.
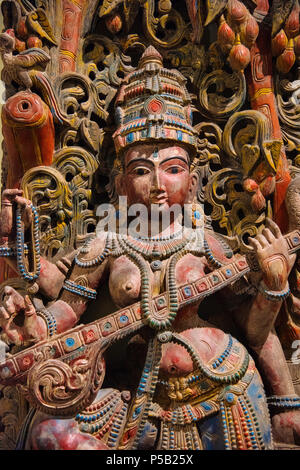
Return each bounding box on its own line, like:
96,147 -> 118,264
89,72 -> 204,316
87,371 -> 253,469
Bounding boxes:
1,0 -> 300,448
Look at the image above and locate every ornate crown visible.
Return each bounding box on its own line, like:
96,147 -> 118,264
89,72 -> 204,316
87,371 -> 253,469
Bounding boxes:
112,46 -> 197,156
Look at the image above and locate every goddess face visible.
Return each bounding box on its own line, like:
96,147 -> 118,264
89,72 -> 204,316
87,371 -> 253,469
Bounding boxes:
118,143 -> 196,212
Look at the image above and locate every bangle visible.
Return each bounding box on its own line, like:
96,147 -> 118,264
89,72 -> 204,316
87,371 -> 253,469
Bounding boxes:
267,395 -> 300,409
63,280 -> 97,300
37,308 -> 57,338
258,281 -> 290,302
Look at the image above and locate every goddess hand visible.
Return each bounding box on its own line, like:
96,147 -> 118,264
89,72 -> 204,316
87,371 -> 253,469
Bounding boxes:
248,218 -> 295,291
0,189 -> 33,239
0,286 -> 46,346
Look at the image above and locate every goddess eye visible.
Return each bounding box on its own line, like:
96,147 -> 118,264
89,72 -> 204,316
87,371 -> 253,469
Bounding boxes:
166,166 -> 181,174
134,168 -> 149,176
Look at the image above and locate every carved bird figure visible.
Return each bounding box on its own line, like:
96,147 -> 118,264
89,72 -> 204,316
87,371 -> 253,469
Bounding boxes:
0,31 -> 50,91
26,8 -> 57,45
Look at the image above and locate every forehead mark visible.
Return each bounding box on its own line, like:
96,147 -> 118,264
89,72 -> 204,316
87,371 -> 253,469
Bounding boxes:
153,147 -> 159,160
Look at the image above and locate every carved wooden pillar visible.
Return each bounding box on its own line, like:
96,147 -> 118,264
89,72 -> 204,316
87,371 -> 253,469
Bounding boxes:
59,0 -> 87,73
2,92 -> 54,189
245,2 -> 291,233
0,92 -> 55,283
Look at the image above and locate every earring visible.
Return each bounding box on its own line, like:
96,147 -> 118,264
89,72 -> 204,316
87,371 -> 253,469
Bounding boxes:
191,200 -> 203,229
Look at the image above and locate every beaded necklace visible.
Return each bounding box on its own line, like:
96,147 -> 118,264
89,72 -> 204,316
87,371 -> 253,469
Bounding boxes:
73,228 -> 221,330
113,229 -> 205,331
120,231 -> 191,260
74,232 -> 113,268
16,204 -> 41,284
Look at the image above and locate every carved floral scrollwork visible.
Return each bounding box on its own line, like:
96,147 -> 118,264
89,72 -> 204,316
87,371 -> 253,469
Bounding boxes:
198,70 -> 246,122
142,0 -> 187,48
204,167 -> 266,252
21,166 -> 73,260
53,147 -> 98,191
26,7 -> 57,45
276,76 -> 300,160
21,145 -> 100,259
271,0 -> 296,37
194,121 -> 223,165
83,35 -> 134,114
53,146 -> 99,244
20,345 -> 106,416
223,110 -> 282,173
201,110 -> 284,252
205,0 -> 227,27
166,43 -> 205,83
54,72 -> 107,126
0,384 -> 28,450
222,110 -> 281,214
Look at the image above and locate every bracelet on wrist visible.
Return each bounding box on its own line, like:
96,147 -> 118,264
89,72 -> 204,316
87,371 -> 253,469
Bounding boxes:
258,281 -> 290,302
267,395 -> 300,409
0,244 -> 28,258
37,308 -> 57,338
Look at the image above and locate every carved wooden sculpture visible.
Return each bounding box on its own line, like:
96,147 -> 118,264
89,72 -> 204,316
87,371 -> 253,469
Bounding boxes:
1,0 -> 300,451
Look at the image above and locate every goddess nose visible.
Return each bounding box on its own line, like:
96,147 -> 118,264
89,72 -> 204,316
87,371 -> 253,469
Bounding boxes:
151,168 -> 161,190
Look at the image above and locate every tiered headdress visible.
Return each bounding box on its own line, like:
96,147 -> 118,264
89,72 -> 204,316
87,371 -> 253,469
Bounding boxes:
113,46 -> 197,157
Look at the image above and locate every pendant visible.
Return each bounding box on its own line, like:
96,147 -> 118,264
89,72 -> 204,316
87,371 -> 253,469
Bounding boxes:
150,260 -> 162,271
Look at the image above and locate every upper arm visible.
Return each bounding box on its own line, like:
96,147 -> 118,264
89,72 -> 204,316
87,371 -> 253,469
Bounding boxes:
37,256 -> 73,300
57,234 -> 110,319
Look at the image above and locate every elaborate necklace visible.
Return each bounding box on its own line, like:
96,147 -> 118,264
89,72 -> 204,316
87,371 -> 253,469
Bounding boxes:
74,229 -> 205,331
114,229 -> 204,331
120,233 -> 190,261
134,230 -> 183,242
74,232 -> 113,268
203,238 -> 223,269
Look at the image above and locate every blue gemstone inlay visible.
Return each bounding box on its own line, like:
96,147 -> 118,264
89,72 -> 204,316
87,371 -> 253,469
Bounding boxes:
120,315 -> 129,323
126,132 -> 134,143
226,393 -> 235,403
65,337 -> 75,347
177,130 -> 183,141
132,406 -> 142,419
184,286 -> 192,296
201,402 -> 212,411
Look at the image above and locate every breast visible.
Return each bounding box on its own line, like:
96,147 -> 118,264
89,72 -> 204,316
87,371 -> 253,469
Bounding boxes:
108,255 -> 143,308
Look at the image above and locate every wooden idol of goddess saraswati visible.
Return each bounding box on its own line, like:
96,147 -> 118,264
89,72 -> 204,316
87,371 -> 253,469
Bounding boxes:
1,46 -> 300,450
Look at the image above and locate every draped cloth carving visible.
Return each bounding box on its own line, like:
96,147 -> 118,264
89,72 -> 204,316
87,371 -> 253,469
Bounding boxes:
1,0 -> 300,451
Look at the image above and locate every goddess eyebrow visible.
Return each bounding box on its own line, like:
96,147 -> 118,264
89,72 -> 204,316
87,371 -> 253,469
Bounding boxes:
160,156 -> 189,165
125,158 -> 155,169
125,155 -> 189,170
